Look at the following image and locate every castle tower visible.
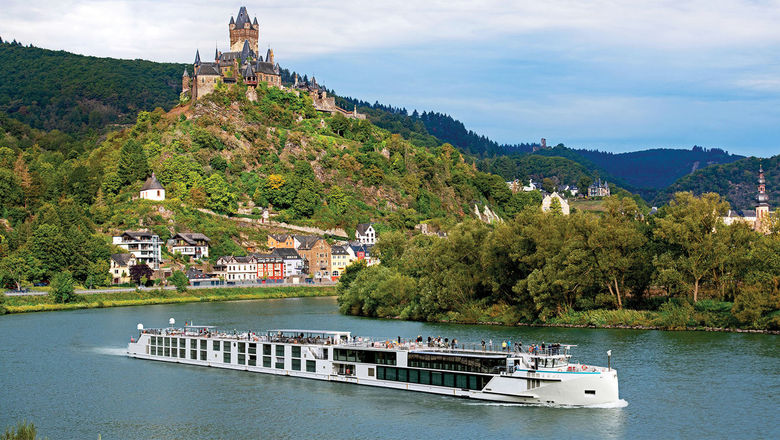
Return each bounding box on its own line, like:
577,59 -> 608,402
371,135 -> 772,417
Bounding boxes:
756,163 -> 770,225
229,6 -> 259,53
182,69 -> 190,94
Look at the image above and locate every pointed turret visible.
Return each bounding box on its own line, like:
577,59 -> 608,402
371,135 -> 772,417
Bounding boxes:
274,62 -> 280,74
236,6 -> 251,28
215,45 -> 219,61
757,162 -> 769,205
230,16 -> 235,25
240,39 -> 252,62
265,48 -> 273,65
194,49 -> 201,66
182,68 -> 189,77
253,17 -> 258,27
243,62 -> 254,78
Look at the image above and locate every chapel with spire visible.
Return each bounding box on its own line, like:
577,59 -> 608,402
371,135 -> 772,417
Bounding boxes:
183,6 -> 281,100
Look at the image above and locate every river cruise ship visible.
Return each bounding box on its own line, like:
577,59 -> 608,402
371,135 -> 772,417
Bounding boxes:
127,321 -> 619,406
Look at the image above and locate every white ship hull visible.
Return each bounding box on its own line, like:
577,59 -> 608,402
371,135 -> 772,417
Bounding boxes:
127,328 -> 619,406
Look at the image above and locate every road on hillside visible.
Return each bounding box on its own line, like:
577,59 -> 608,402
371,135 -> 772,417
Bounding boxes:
3,281 -> 337,297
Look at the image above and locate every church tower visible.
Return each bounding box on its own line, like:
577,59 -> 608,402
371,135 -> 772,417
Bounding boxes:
229,6 -> 259,53
756,163 -> 770,225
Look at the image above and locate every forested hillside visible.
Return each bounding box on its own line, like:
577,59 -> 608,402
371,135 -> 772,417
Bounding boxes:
655,156 -> 778,211
575,146 -> 743,190
0,40 -> 184,133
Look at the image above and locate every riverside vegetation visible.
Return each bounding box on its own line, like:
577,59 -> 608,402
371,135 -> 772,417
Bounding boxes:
339,194 -> 780,331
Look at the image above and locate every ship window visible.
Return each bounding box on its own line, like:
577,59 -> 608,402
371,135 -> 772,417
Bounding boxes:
223,341 -> 230,351
264,344 -> 271,355
457,374 -> 468,389
180,349 -> 186,358
276,345 -> 285,357
200,340 -> 207,349
431,372 -> 443,386
150,337 -> 156,345
164,348 -> 170,357
263,356 -> 271,367
238,354 -> 246,365
275,361 -> 284,369
200,351 -> 207,361
385,367 -> 397,381
223,352 -> 231,363
213,341 -> 220,351
306,360 -> 316,372
368,368 -> 375,377
191,349 -> 197,360
377,366 -> 386,380
249,343 -> 256,355
238,342 -> 246,352
150,346 -> 156,355
164,338 -> 170,347
172,339 -> 178,348
585,390 -> 596,395
180,339 -> 187,349
408,369 -> 419,383
398,368 -> 408,382
292,346 -> 301,358
249,355 -> 256,366
443,373 -> 455,388
292,359 -> 301,371
468,375 -> 479,390
420,370 -> 431,385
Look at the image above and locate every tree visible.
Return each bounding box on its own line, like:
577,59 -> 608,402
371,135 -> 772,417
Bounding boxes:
50,271 -> 75,303
204,173 -> 238,214
170,270 -> 189,292
129,264 -> 153,285
84,260 -> 110,289
653,192 -> 730,302
0,255 -> 29,290
116,139 -> 149,184
0,169 -> 22,208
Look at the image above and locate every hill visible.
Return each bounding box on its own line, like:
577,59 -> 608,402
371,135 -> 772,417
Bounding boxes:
0,40 -> 184,133
574,146 -> 743,190
654,155 -> 778,211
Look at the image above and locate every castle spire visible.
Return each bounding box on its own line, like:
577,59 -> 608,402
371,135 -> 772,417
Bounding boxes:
757,161 -> 769,206
194,49 -> 201,66
215,45 -> 219,61
253,17 -> 258,26
182,68 -> 189,77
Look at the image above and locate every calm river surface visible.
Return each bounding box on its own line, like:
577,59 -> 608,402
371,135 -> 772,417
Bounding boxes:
1,297 -> 778,439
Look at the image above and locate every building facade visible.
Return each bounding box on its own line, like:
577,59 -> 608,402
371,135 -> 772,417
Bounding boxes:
110,253 -> 136,284
330,245 -> 353,279
268,234 -> 295,249
541,192 -> 570,215
213,255 -> 257,281
296,236 -> 331,278
355,223 -> 376,245
139,173 -> 165,201
169,233 -> 211,259
588,178 -> 610,198
112,231 -> 162,270
271,248 -> 304,277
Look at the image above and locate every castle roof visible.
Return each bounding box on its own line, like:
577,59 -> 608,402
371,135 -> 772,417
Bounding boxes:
197,62 -> 220,76
194,49 -> 201,66
141,173 -> 164,191
215,46 -> 219,61
235,6 -> 253,29
182,68 -> 189,77
230,16 -> 235,25
253,17 -> 258,26
242,62 -> 254,78
254,60 -> 278,75
240,39 -> 254,62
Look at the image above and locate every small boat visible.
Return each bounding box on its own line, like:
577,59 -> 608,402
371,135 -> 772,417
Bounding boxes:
127,319 -> 620,406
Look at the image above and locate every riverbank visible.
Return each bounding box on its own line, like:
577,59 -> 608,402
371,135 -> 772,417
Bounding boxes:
1,286 -> 336,314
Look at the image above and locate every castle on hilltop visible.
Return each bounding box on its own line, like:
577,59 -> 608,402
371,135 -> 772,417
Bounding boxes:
182,6 -> 365,119
183,6 -> 281,100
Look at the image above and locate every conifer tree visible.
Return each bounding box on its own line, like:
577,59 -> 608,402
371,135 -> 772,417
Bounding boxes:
117,139 -> 149,184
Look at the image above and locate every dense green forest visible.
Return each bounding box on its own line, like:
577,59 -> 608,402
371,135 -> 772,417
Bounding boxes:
655,156 -> 778,211
0,40 -> 184,133
339,193 -> 780,330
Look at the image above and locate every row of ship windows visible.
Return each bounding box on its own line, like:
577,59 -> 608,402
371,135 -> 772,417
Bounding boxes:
149,337 -> 315,360
376,366 -> 488,390
148,345 -> 317,372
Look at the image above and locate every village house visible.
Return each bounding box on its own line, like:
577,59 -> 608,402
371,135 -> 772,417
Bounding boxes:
355,223 -> 377,245
588,178 -> 611,198
251,253 -> 284,280
348,243 -> 379,267
213,255 -> 257,281
330,245 -> 353,280
295,235 -> 331,278
267,234 -> 295,249
112,231 -> 162,270
270,248 -> 304,277
139,173 -> 165,201
541,192 -> 571,215
110,253 -> 136,284
168,232 -> 211,259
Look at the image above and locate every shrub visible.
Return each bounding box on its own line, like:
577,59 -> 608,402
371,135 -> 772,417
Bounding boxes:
49,271 -> 75,304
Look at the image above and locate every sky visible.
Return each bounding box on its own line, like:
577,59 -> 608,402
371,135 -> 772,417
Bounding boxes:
2,0 -> 780,157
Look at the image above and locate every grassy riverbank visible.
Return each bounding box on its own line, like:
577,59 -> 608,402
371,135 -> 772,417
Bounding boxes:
0,286 -> 336,314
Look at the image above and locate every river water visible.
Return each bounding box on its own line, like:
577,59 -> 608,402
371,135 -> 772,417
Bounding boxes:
0,297 -> 777,439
